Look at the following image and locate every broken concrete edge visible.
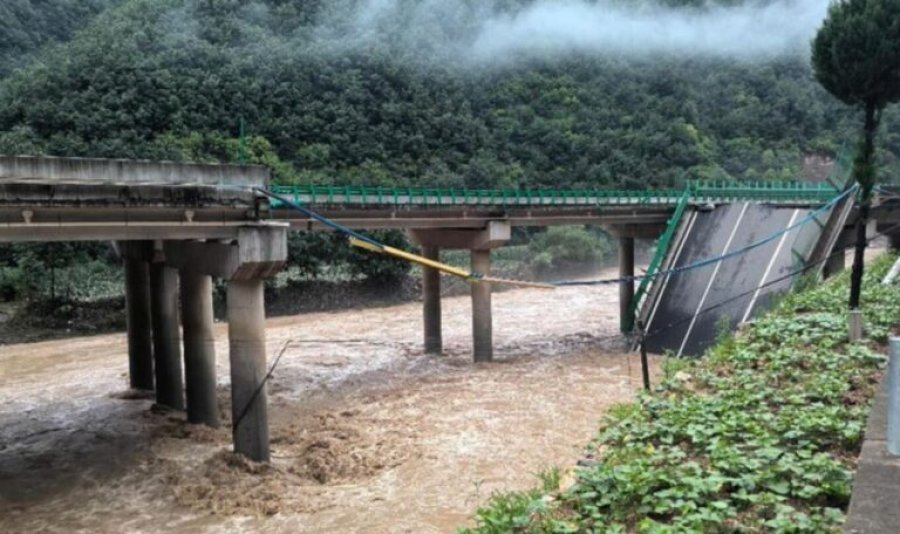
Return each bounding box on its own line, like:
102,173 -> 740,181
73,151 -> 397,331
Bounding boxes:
0,155 -> 269,189
161,223 -> 288,281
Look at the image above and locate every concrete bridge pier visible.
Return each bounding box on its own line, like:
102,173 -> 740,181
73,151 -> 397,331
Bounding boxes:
618,236 -> 635,333
608,224 -> 665,333
180,270 -> 219,427
470,248 -> 493,362
122,241 -> 155,391
409,221 -> 510,362
227,278 -> 269,461
421,245 -> 442,354
149,251 -> 185,410
164,225 -> 287,462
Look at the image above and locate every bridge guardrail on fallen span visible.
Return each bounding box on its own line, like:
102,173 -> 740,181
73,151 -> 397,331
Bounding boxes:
267,180 -> 840,208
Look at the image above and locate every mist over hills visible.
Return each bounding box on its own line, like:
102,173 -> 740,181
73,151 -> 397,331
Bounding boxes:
0,0 -> 897,188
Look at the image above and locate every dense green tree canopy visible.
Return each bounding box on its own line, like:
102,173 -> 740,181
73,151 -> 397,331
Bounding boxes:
0,0 -> 897,190
812,0 -> 900,310
812,0 -> 900,109
0,0 -> 124,77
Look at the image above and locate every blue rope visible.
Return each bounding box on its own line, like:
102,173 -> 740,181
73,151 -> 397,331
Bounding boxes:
552,186 -> 857,287
256,187 -> 384,248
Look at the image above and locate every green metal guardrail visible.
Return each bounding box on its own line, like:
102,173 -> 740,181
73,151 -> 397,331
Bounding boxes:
688,180 -> 840,203
268,180 -> 839,208
623,189 -> 693,333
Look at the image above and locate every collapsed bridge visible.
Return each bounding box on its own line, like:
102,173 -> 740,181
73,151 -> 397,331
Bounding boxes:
2,155 -> 899,462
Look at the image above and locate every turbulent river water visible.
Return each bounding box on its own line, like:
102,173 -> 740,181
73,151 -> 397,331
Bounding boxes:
0,268 -> 657,533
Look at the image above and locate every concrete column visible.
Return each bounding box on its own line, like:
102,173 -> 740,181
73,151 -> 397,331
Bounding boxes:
471,249 -> 493,363
180,271 -> 219,427
422,245 -> 442,354
619,236 -> 635,332
227,279 -> 270,462
149,263 -> 185,410
124,257 -> 154,391
823,248 -> 846,279
891,233 -> 900,253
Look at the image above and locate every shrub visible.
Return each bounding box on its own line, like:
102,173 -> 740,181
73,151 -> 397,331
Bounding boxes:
528,226 -> 612,277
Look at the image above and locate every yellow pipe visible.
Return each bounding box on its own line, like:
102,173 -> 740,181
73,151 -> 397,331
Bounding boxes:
348,237 -> 384,254
349,237 -> 470,278
348,237 -> 555,289
382,245 -> 474,279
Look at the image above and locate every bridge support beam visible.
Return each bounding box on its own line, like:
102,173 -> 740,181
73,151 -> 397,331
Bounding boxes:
618,236 -> 635,333
823,248 -> 846,279
124,254 -> 154,391
164,225 -> 287,462
422,245 -> 442,354
471,249 -> 493,363
409,222 -> 510,362
227,279 -> 269,462
149,260 -> 185,410
180,270 -> 219,427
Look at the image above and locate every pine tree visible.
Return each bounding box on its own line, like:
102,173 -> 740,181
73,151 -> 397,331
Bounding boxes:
812,0 -> 900,316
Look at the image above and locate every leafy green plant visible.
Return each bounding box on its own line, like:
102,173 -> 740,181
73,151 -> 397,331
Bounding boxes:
463,254 -> 900,533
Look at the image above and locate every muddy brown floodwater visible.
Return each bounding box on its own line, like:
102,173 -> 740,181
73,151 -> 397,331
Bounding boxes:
0,267 -> 659,533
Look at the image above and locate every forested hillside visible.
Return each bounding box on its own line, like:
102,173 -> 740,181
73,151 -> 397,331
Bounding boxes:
0,0 -> 125,77
2,0 -> 898,189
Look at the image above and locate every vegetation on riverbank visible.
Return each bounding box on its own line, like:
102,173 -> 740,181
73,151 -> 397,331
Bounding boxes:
464,254 -> 900,533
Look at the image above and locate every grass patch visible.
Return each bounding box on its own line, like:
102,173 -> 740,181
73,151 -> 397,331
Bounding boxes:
462,254 -> 900,533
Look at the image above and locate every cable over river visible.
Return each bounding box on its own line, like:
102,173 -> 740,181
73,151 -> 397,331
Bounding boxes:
0,268 -> 658,533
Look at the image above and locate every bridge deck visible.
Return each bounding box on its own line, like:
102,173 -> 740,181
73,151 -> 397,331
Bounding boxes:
0,155 -> 869,240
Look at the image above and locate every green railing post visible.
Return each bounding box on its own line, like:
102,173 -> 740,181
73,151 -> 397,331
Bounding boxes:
626,187 -> 691,333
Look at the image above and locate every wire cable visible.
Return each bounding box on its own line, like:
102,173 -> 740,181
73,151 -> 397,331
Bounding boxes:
553,186 -> 857,287
642,221 -> 900,344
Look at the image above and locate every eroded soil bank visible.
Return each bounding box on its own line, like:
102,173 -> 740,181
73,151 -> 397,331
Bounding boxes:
0,269 -> 657,533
